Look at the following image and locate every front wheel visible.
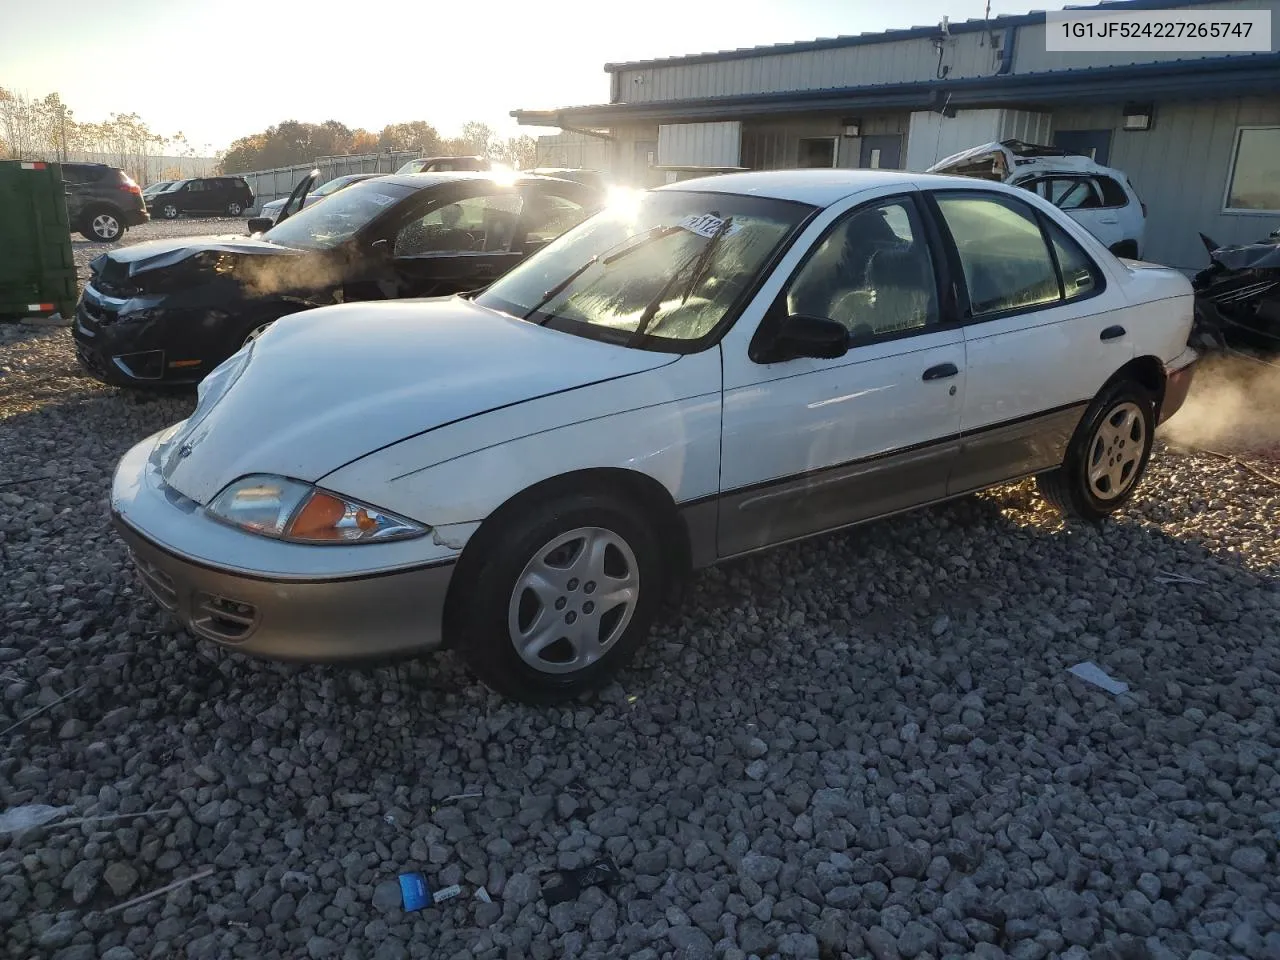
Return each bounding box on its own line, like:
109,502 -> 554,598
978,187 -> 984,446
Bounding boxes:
161,203 -> 179,220
1036,380 -> 1156,522
451,493 -> 665,703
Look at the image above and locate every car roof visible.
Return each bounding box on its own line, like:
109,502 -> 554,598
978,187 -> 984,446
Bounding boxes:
653,169 -> 1006,207
371,171 -> 587,190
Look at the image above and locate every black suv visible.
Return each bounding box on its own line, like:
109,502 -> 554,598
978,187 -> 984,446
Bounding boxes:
147,176 -> 255,219
62,162 -> 150,242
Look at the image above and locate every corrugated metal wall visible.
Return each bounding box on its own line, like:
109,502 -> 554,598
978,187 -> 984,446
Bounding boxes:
737,113 -> 910,170
1015,0 -> 1279,74
614,32 -> 1001,103
999,110 -> 1054,144
657,122 -> 742,167
238,151 -> 419,214
1051,96 -> 1280,269
534,133 -> 611,170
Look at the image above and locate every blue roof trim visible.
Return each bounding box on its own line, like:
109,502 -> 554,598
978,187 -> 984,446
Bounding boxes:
602,0 -> 1253,72
516,52 -> 1280,125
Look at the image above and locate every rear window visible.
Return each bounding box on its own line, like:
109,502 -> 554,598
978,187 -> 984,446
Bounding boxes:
1096,176 -> 1129,207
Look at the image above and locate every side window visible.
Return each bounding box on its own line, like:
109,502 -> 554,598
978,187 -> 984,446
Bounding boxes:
187,180 -> 206,193
521,193 -> 589,247
1047,178 -> 1103,210
1046,219 -> 1102,301
935,193 -> 1061,317
784,197 -> 939,342
394,193 -> 524,256
1095,176 -> 1129,207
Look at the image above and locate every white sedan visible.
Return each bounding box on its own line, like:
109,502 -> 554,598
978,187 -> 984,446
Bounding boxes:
110,170 -> 1199,703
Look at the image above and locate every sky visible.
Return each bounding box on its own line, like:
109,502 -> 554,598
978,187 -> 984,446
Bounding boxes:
1,0 -> 1071,155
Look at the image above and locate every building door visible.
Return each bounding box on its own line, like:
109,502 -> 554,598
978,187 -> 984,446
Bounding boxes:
1053,130 -> 1112,165
633,140 -> 658,187
859,135 -> 902,170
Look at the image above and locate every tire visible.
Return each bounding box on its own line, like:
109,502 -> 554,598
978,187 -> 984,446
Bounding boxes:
226,201 -> 243,216
80,208 -> 124,242
161,203 -> 179,220
451,491 -> 665,704
1037,380 -> 1156,522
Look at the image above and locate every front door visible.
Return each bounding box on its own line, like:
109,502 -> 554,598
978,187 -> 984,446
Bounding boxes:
1053,129 -> 1112,166
387,190 -> 528,297
925,188 -> 1135,494
717,191 -> 966,557
859,135 -> 902,170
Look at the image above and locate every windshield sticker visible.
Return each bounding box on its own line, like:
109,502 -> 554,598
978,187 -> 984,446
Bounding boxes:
677,213 -> 742,239
369,194 -> 397,207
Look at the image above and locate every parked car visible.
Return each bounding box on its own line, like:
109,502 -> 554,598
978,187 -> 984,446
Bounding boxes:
1192,228 -> 1280,352
395,156 -> 491,175
255,173 -> 378,225
927,139 -> 1147,259
148,176 -> 255,219
108,169 -> 1199,702
73,172 -> 602,387
142,180 -> 175,200
61,162 -> 150,242
525,167 -> 610,192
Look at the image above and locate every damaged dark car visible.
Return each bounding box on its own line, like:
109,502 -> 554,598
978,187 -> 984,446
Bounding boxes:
72,172 -> 603,387
1193,228 -> 1280,353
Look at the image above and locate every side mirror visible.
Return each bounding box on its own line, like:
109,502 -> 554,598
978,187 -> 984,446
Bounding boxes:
247,217 -> 274,234
757,313 -> 849,362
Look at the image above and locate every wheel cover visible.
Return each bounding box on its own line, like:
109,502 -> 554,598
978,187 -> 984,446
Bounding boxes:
229,203 -> 241,214
1087,401 -> 1146,500
507,526 -> 640,675
164,205 -> 177,218
92,214 -> 119,238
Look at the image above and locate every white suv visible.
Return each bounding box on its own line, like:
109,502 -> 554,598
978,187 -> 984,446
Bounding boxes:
929,139 -> 1147,260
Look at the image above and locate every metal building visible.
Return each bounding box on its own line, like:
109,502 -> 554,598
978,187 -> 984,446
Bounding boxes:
512,0 -> 1280,270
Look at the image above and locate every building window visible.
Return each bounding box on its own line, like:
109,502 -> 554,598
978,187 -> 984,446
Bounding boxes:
1224,126 -> 1280,213
797,137 -> 837,168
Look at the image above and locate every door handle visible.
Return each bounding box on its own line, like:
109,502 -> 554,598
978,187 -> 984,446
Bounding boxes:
1100,325 -> 1126,341
1099,217 -> 1119,224
922,362 -> 959,381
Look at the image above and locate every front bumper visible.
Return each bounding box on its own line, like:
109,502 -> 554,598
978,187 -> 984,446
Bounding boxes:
110,432 -> 458,662
1158,347 -> 1198,425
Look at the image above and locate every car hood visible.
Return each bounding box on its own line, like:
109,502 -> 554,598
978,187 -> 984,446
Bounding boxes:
155,297 -> 677,505
99,235 -> 303,275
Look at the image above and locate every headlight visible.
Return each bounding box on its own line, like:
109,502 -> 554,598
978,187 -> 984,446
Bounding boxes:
207,475 -> 427,544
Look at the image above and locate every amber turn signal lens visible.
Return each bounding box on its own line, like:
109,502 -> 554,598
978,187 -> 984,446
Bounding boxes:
287,493 -> 347,539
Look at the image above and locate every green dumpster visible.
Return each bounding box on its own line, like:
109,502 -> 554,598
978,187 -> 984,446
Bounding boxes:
0,159 -> 78,320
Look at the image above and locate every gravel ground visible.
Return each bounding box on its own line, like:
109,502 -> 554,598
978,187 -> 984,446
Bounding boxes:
2,223 -> 1279,959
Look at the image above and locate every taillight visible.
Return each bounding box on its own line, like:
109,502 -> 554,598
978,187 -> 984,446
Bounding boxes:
119,183 -> 141,195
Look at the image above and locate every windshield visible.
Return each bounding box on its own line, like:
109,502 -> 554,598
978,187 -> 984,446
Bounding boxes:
474,190 -> 813,349
262,179 -> 417,250
161,180 -> 189,192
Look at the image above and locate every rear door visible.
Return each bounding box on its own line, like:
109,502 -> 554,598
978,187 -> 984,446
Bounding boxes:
924,187 -> 1134,494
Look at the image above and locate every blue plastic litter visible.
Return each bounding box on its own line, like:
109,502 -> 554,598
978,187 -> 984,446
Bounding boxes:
399,872 -> 430,911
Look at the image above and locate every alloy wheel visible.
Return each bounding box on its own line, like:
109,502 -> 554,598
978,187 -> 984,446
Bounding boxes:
1087,401 -> 1146,500
92,214 -> 121,241
163,204 -> 178,219
507,526 -> 640,674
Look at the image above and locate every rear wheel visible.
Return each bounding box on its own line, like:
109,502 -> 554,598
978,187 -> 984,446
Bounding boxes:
1037,380 -> 1156,522
226,201 -> 244,216
81,208 -> 124,242
451,492 -> 664,703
